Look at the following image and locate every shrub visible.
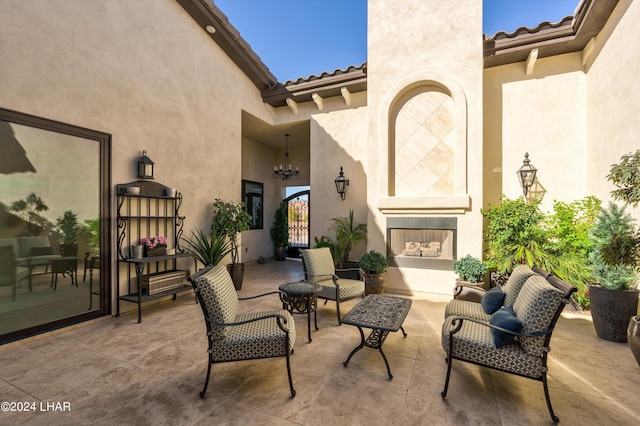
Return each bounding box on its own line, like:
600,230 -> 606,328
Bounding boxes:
453,255 -> 487,283
358,250 -> 389,275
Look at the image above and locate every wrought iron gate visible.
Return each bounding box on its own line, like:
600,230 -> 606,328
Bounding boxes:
284,190 -> 310,258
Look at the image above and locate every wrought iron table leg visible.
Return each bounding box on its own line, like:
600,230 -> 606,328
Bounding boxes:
343,326 -> 366,367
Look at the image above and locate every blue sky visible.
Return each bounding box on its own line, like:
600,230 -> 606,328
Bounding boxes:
215,0 -> 579,82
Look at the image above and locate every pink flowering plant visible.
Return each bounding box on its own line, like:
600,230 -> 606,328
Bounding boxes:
140,236 -> 168,249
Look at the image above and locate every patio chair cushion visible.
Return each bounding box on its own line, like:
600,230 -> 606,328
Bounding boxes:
502,264 -> 537,306
513,275 -> 564,356
317,278 -> 365,301
209,309 -> 296,362
441,317 -> 544,378
300,247 -> 335,283
444,298 -> 490,322
481,286 -> 505,314
194,263 -> 239,341
489,305 -> 523,348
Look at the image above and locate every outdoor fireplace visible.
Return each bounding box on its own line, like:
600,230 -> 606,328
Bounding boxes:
387,217 -> 456,270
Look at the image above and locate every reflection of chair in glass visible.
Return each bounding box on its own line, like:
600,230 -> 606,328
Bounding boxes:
299,247 -> 365,325
84,252 -> 100,310
0,245 -> 29,301
188,264 -> 296,398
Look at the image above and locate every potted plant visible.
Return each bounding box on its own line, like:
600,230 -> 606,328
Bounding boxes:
55,209 -> 80,256
182,225 -> 231,268
358,250 -> 390,295
332,210 -> 367,268
270,202 -> 289,261
588,202 -> 639,343
213,198 -> 252,290
453,254 -> 488,289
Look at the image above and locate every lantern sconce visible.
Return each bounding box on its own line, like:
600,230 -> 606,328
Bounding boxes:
137,150 -> 154,180
335,166 -> 349,201
517,152 -> 537,197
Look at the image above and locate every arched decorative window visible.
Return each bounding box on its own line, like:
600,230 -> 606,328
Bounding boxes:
376,72 -> 470,213
392,86 -> 455,197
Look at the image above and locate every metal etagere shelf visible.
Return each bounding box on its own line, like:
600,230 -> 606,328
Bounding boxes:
115,180 -> 192,323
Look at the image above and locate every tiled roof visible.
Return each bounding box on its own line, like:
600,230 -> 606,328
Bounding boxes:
260,63 -> 367,108
179,0 -> 618,107
487,16 -> 574,41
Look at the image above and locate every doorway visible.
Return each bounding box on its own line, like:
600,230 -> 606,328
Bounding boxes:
284,189 -> 309,258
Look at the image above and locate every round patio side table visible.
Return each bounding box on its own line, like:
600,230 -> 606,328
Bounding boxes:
279,281 -> 322,342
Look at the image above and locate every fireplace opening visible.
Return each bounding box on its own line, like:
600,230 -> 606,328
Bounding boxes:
387,217 -> 456,270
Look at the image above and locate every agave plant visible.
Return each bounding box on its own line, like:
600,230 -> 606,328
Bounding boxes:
182,225 -> 231,268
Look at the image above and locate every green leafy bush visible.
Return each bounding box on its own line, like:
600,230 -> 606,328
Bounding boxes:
589,202 -> 637,290
358,250 -> 389,275
453,255 -> 487,283
482,195 -> 602,308
270,202 -> 289,247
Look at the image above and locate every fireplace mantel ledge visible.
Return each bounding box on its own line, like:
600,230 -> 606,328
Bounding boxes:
377,195 -> 470,214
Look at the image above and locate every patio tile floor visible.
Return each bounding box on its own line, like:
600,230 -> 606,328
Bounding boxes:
1,259 -> 639,425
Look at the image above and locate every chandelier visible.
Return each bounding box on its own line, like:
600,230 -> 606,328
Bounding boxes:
273,133 -> 300,181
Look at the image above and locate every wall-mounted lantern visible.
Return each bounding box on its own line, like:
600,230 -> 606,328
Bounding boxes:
137,150 -> 154,180
335,166 -> 349,201
517,152 -> 537,197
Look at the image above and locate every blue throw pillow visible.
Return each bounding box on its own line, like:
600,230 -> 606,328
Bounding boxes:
481,286 -> 505,314
489,305 -> 523,348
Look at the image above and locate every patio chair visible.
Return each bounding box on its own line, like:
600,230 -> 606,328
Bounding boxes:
0,245 -> 29,301
188,263 -> 296,398
299,247 -> 365,325
441,273 -> 576,423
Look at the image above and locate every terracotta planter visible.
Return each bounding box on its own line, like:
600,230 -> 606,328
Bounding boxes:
589,284 -> 639,343
227,263 -> 245,291
364,273 -> 386,295
628,316 -> 640,366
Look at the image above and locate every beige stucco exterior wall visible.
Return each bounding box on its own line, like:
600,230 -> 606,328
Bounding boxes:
0,0 -> 272,313
483,53 -> 587,212
367,0 -> 484,295
584,0 -> 640,217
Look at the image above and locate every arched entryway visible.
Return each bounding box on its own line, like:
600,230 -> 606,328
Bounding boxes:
284,190 -> 309,258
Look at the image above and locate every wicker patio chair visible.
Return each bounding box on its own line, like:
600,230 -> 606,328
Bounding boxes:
188,263 -> 296,398
441,273 -> 576,423
299,247 -> 365,325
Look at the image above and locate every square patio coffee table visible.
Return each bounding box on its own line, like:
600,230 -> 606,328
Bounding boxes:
341,294 -> 412,379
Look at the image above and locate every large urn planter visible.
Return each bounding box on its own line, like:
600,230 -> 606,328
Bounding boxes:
628,316 -> 640,366
227,263 -> 245,291
364,273 -> 386,295
274,246 -> 287,261
589,284 -> 639,343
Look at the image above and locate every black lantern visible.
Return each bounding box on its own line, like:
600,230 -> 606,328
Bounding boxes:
517,152 -> 537,196
137,150 -> 154,180
335,166 -> 349,200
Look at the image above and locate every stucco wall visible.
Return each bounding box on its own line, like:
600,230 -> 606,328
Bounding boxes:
0,0 -> 271,312
309,104 -> 369,261
367,0 -> 484,295
483,53 -> 587,212
585,0 -> 640,217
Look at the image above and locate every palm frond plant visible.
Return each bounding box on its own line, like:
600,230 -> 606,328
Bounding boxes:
332,209 -> 367,266
182,225 -> 231,268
